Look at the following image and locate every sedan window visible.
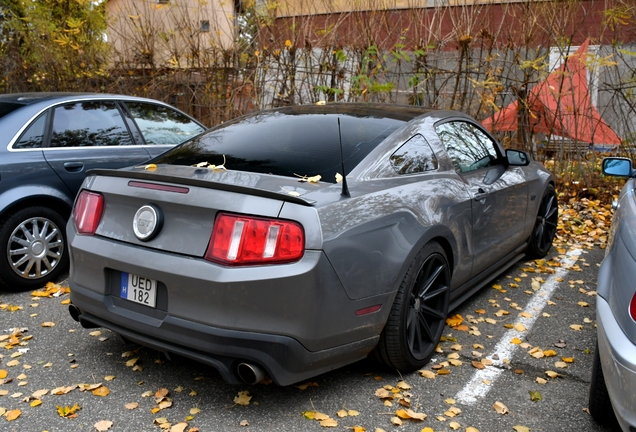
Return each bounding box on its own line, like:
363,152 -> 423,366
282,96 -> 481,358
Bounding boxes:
49,101 -> 133,148
13,114 -> 47,149
123,102 -> 205,145
435,121 -> 500,173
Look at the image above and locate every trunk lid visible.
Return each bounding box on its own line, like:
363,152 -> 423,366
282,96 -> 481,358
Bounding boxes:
85,165 -> 325,257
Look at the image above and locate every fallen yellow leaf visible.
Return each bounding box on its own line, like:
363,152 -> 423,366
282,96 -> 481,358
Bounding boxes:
419,370 -> 435,379
92,386 -> 110,397
57,403 -> 81,418
5,409 -> 21,421
94,420 -> 113,431
320,418 -> 338,427
446,314 -> 463,327
234,390 -> 251,406
170,423 -> 188,432
493,401 -> 509,414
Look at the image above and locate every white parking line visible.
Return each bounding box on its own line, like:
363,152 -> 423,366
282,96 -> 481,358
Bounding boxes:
454,248 -> 582,405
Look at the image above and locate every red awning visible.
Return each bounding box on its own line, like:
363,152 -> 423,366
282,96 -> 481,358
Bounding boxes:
482,39 -> 621,145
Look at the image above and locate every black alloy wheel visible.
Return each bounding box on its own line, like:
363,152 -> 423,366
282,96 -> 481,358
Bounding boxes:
374,242 -> 450,370
527,184 -> 558,258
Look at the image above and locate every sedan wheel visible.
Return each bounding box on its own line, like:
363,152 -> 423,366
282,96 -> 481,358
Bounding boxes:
527,184 -> 558,258
0,206 -> 68,291
588,341 -> 620,428
374,242 -> 450,370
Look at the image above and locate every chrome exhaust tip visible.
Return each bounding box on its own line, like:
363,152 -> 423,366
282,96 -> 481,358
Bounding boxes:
236,362 -> 266,385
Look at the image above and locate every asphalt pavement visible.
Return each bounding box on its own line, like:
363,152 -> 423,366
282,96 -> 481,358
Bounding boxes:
0,245 -> 618,432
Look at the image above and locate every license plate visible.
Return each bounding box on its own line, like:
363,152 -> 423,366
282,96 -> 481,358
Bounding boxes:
120,272 -> 157,308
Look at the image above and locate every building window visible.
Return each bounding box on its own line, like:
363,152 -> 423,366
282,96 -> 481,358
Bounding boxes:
200,21 -> 210,32
157,0 -> 169,4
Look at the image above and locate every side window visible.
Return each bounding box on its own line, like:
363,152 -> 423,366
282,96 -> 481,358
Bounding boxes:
390,134 -> 438,174
435,121 -> 500,173
13,114 -> 47,149
123,102 -> 205,145
49,101 -> 133,148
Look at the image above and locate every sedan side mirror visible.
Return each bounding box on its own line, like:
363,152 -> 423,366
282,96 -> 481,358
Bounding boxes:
506,149 -> 530,166
602,157 -> 634,177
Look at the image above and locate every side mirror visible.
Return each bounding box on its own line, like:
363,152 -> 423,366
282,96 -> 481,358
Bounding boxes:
602,157 -> 633,177
506,149 -> 530,166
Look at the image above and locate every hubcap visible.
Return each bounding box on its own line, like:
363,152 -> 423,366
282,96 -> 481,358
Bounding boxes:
406,253 -> 449,360
7,217 -> 64,280
535,192 -> 558,252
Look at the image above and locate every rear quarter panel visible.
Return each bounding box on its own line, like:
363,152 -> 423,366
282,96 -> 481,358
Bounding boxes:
318,173 -> 472,301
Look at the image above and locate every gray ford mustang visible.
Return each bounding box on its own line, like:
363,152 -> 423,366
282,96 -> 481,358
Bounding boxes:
67,103 -> 557,385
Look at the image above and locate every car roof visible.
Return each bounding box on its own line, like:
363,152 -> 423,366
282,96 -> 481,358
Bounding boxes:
0,92 -> 169,106
267,103 -> 439,122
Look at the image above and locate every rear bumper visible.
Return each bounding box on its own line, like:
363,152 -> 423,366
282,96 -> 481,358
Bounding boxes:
596,297 -> 636,430
71,285 -> 378,385
67,228 -> 387,385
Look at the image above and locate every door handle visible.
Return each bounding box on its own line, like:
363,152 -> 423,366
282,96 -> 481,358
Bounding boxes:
63,162 -> 84,172
474,187 -> 488,201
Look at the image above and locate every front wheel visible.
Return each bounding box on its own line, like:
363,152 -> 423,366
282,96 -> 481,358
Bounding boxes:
374,242 -> 450,371
526,184 -> 558,259
0,206 -> 68,292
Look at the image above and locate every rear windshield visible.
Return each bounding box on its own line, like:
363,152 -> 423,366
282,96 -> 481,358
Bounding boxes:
153,111 -> 404,183
0,103 -> 24,119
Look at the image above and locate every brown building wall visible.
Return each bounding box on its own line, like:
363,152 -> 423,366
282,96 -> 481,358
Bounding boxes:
106,0 -> 236,68
261,0 -> 634,50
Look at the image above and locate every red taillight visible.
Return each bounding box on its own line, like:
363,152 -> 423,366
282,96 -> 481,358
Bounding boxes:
205,213 -> 304,266
631,293 -> 636,321
73,190 -> 104,235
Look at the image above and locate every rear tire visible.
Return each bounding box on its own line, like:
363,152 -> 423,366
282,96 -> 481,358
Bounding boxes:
588,341 -> 620,429
526,184 -> 558,259
0,206 -> 68,292
374,242 -> 450,370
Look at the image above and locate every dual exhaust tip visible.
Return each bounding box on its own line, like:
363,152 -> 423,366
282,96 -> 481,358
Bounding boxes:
69,303 -> 267,385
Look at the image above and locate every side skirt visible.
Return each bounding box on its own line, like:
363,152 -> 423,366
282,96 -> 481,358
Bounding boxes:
449,242 -> 528,312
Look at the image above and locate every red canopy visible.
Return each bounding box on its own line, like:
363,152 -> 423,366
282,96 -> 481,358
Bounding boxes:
481,39 -> 621,145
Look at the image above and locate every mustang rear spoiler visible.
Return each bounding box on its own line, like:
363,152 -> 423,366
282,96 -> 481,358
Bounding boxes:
87,168 -> 317,206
